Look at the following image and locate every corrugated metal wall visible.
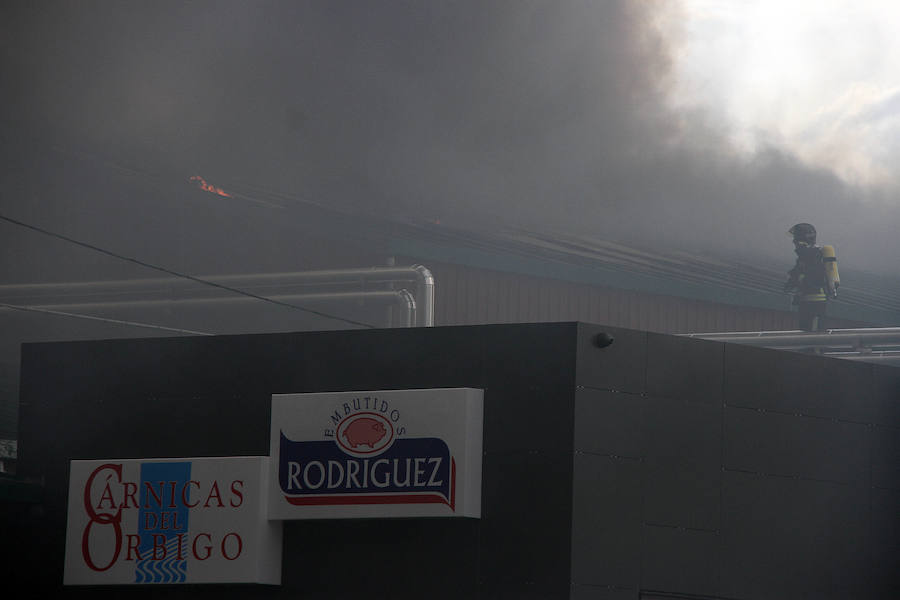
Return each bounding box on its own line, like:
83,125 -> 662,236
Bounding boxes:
423,261 -> 860,333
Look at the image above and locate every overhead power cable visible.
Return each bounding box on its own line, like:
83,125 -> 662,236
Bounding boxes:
0,213 -> 376,329
0,302 -> 213,336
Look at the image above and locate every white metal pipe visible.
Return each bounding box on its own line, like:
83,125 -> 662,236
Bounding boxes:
395,289 -> 416,328
0,265 -> 436,327
1,290 -> 418,328
411,264 -> 434,327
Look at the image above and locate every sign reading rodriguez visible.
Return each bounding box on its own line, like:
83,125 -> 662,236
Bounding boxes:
64,456 -> 281,585
270,388 -> 483,519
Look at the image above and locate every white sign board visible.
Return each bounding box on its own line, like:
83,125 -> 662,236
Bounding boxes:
269,388 -> 483,519
64,456 -> 281,585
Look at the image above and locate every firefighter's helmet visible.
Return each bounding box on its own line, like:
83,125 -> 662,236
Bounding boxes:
788,223 -> 817,245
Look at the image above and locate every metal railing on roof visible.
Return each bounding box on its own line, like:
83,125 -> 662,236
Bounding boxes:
682,328 -> 900,365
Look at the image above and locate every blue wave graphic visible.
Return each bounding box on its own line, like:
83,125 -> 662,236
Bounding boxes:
135,536 -> 187,583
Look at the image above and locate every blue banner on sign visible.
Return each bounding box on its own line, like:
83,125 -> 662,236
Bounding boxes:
279,434 -> 454,507
135,462 -> 191,583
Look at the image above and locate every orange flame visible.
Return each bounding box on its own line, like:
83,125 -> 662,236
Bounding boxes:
190,175 -> 232,198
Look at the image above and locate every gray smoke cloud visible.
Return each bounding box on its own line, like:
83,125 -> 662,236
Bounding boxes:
3,0 -> 899,275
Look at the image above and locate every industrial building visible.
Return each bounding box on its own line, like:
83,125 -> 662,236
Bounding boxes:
2,152 -> 899,599
6,322 -> 899,598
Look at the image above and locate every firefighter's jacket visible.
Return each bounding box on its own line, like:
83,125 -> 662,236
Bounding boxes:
785,244 -> 828,303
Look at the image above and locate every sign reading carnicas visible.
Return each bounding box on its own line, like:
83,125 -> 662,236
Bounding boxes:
64,457 -> 281,585
63,388 -> 483,586
270,388 -> 483,519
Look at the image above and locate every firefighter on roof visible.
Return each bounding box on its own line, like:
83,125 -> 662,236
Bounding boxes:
784,223 -> 840,332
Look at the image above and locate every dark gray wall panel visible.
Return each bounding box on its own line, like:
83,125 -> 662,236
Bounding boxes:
817,358 -> 877,423
724,405 -> 870,484
646,333 -> 723,404
570,584 -> 637,600
576,324 -> 647,394
724,344 -> 889,425
481,323 -> 577,453
574,388 -> 646,458
721,470 -> 871,600
571,453 -> 643,589
287,326 -> 490,391
641,463 -> 721,533
871,424 -> 900,490
873,364 -> 900,428
283,518 -> 479,599
573,391 -> 723,533
480,450 -> 573,598
723,344 -> 826,414
643,397 -> 722,531
643,398 -> 722,468
641,525 -> 721,598
870,486 -> 900,599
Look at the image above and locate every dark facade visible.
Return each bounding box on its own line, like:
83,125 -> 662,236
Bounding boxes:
10,322 -> 900,599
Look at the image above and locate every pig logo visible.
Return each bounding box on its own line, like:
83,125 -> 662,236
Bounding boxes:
336,412 -> 394,457
343,418 -> 386,448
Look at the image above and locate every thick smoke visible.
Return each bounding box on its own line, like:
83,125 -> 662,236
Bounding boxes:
2,0 -> 898,275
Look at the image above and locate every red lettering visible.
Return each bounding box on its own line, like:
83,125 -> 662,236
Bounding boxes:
143,481 -> 164,508
81,518 -> 123,571
203,481 -> 223,508
230,480 -> 244,507
122,482 -> 138,508
96,480 -> 116,510
81,464 -> 123,571
167,481 -> 178,508
221,533 -> 242,560
192,533 -> 212,560
126,534 -> 142,561
84,465 -> 121,524
182,481 -> 200,508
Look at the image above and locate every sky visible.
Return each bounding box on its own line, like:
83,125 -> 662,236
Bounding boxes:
1,0 -> 899,276
673,0 -> 900,188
